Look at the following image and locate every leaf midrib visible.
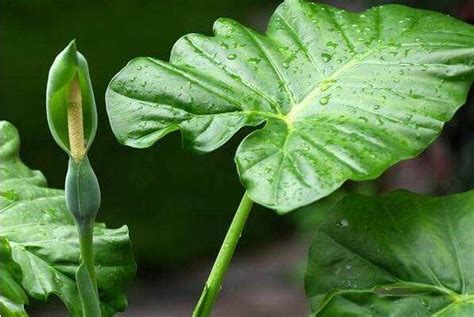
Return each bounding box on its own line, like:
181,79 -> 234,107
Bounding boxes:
284,47 -> 378,125
312,283 -> 473,316
312,208 -> 472,315
119,39 -> 389,130
268,8 -> 432,127
441,199 -> 467,294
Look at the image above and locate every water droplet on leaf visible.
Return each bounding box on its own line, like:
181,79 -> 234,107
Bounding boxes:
336,218 -> 349,228
319,95 -> 330,105
321,53 -> 332,63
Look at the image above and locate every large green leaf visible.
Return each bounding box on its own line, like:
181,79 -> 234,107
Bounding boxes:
106,0 -> 474,212
305,190 -> 474,316
0,238 -> 28,317
0,121 -> 136,316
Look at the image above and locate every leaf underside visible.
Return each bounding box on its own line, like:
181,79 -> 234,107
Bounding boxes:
106,0 -> 474,212
305,190 -> 474,316
0,121 -> 136,317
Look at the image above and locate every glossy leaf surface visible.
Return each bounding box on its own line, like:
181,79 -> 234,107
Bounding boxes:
0,121 -> 136,316
106,0 -> 474,212
305,190 -> 474,316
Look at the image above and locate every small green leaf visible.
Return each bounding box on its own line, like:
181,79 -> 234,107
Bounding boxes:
0,238 -> 28,317
46,40 -> 97,156
305,190 -> 474,316
0,121 -> 136,316
106,0 -> 474,213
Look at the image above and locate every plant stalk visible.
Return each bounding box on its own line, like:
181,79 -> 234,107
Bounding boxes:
193,192 -> 254,317
78,226 -> 98,291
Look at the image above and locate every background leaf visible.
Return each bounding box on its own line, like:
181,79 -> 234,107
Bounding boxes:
106,0 -> 474,212
0,121 -> 136,316
0,238 -> 28,317
305,190 -> 474,316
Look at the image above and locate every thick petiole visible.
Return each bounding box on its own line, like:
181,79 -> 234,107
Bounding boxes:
193,192 -> 254,317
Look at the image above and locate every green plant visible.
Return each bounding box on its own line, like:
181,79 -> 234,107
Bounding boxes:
0,121 -> 135,316
47,40 -> 102,315
46,40 -> 103,316
0,40 -> 136,317
105,0 -> 473,315
305,190 -> 474,316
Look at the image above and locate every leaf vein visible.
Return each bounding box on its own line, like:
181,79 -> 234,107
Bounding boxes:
184,36 -> 282,113
240,26 -> 297,107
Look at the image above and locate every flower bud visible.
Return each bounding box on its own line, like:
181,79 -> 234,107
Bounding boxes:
65,157 -> 101,232
46,40 -> 97,161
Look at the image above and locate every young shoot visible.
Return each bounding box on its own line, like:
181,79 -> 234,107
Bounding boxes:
46,40 -> 101,317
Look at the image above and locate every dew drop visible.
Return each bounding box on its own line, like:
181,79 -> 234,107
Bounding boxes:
336,218 -> 349,228
321,53 -> 332,63
248,57 -> 261,64
227,54 -> 237,60
319,95 -> 330,105
326,41 -> 338,49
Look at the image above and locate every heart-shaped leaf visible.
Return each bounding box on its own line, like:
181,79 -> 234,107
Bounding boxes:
0,121 -> 136,316
106,0 -> 474,212
0,238 -> 28,317
305,190 -> 474,316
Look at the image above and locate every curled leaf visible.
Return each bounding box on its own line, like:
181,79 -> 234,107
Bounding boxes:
0,238 -> 28,317
76,264 -> 101,317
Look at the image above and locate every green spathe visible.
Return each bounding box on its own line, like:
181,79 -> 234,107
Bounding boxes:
305,190 -> 474,316
46,40 -> 97,155
106,0 -> 474,213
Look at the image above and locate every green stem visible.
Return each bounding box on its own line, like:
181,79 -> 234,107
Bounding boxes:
78,226 -> 98,292
193,192 -> 254,317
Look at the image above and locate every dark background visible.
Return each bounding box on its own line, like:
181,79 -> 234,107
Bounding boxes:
1,0 -> 473,316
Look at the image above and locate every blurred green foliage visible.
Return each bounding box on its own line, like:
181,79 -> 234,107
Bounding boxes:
1,0 -> 472,270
